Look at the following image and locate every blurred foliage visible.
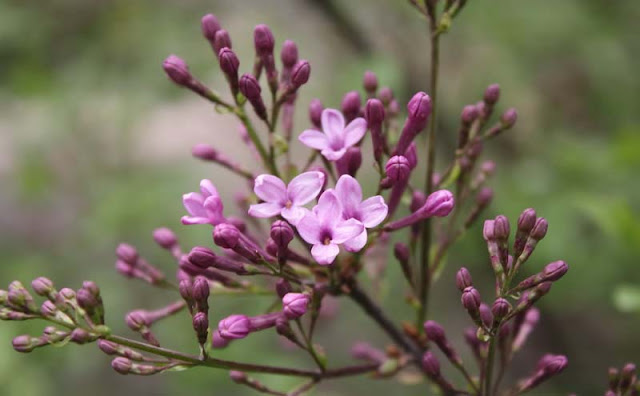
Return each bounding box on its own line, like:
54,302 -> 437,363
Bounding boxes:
1,0 -> 639,395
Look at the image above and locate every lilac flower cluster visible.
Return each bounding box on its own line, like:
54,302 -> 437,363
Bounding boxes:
0,3 -> 636,396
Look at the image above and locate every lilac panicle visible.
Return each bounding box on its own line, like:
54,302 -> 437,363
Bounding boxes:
299,108 -> 367,161
384,190 -> 454,231
218,314 -> 251,340
248,171 -> 324,225
239,74 -> 267,120
394,92 -> 432,156
365,98 -> 386,163
363,70 -> 378,96
282,293 -> 310,319
341,91 -> 362,123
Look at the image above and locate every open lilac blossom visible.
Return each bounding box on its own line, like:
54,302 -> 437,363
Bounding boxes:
332,175 -> 388,252
297,190 -> 364,264
181,179 -> 225,225
248,171 -> 324,225
298,108 -> 367,161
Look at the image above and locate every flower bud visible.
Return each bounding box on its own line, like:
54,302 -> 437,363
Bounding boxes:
213,223 -> 240,249
620,363 -> 636,390
201,14 -> 221,42
385,156 -> 411,182
59,287 -> 75,300
461,104 -> 479,125
363,70 -> 378,95
500,108 -> 518,129
179,279 -> 193,303
192,276 -> 210,308
309,99 -> 323,128
126,311 -> 148,331
76,288 -> 98,311
253,24 -> 275,57
98,339 -> 119,355
162,55 -> 191,86
230,370 -> 247,383
336,147 -> 362,177
214,30 -> 232,53
479,303 -> 493,328
424,320 -> 446,344
211,329 -> 231,349
282,293 -> 310,319
493,215 -> 510,240
31,277 -> 54,296
41,300 -> 57,317
419,190 -> 455,218
193,312 -> 209,344
341,91 -> 361,123
116,243 -> 138,265
461,286 -> 481,313
280,40 -> 298,68
111,357 -> 133,375
530,217 -> 548,241
517,208 -> 537,233
492,298 -> 511,320
219,48 -> 240,89
543,260 -> 568,281
456,267 -> 473,291
483,84 -> 500,105
270,220 -> 294,252
422,351 -> 441,378
351,342 -> 386,364
275,279 -> 293,299
378,87 -> 393,105
12,335 -> 37,353
70,328 -> 91,344
152,227 -> 178,249
483,220 -> 496,241
218,314 -> 251,340
290,60 -> 311,88
395,92 -> 432,155
239,73 -> 267,120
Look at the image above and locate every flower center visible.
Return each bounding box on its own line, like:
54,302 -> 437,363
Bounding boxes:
285,200 -> 292,209
323,237 -> 331,245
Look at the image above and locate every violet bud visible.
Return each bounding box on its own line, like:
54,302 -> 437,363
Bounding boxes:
239,73 -> 267,120
393,243 -> 410,264
351,342 -> 387,364
476,187 -> 493,207
378,87 -> 393,105
418,190 -> 455,217
162,55 -> 192,86
270,220 -> 294,253
621,363 -> 637,390
98,339 -> 119,355
192,143 -> 218,161
424,320 -> 446,344
192,276 -> 210,310
283,293 -> 310,319
395,92 -> 432,155
116,243 -> 138,265
456,267 -> 473,291
501,108 -> 518,129
385,156 -> 411,183
201,14 -> 221,42
483,83 -> 500,105
126,311 -> 148,331
214,29 -> 232,53
290,60 -> 310,88
152,227 -> 178,250
265,239 -> 278,257
530,217 -> 548,241
12,335 -> 36,353
405,143 -> 418,170
76,288 -> 98,310
115,260 -> 133,278
543,260 -> 569,281
309,99 -> 323,129
519,354 -> 568,391
341,91 -> 361,123
493,215 -> 510,240
111,357 -> 133,375
218,48 -> 240,92
211,329 -> 231,349
218,314 -> 251,340
193,311 -> 209,344
461,104 -> 479,125
461,286 -> 481,313
213,223 -> 240,249
70,328 -> 91,344
275,279 -> 293,299
230,370 -> 247,383
40,300 -> 57,317
422,351 -> 441,378
336,147 -> 362,177
483,219 -> 496,241
253,24 -> 275,57
479,303 -> 493,328
31,277 -> 54,296
188,246 -> 216,269
492,298 -> 511,320
363,70 -> 378,95
517,208 -> 537,233
280,40 -> 298,68
179,279 -> 193,302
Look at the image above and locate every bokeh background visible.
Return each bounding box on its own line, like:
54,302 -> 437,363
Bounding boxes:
1,0 -> 639,395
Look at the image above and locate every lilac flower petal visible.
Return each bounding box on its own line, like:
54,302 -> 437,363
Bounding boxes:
287,171 -> 325,205
321,109 -> 345,141
331,219 -> 364,244
335,175 -> 362,215
343,229 -> 368,252
254,174 -> 287,203
281,206 -> 309,226
183,192 -> 206,217
200,179 -> 219,198
181,216 -> 211,225
359,196 -> 388,228
311,243 -> 340,265
299,130 -> 329,150
297,213 -> 323,245
248,202 -> 283,218
342,118 -> 367,147
203,195 -> 225,222
321,147 -> 347,161
316,190 -> 343,228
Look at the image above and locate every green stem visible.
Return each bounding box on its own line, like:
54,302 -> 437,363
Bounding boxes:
483,336 -> 497,396
235,108 -> 279,177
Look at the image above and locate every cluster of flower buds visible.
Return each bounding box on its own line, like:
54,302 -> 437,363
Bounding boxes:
605,363 -> 639,395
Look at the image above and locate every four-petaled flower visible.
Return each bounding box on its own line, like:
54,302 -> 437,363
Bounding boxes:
332,175 -> 388,252
299,109 -> 367,161
182,179 -> 225,225
297,190 -> 364,265
248,171 -> 324,225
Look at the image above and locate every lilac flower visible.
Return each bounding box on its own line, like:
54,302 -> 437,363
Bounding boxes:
298,109 -> 367,161
332,175 -> 388,252
248,171 -> 324,225
297,190 -> 364,265
181,179 -> 225,225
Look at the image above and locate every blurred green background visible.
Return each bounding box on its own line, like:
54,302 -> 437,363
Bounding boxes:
1,0 -> 639,395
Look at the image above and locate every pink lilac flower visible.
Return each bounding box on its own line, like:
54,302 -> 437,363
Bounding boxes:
332,175 -> 388,252
297,190 -> 364,265
181,179 -> 225,225
248,171 -> 325,225
298,108 -> 367,161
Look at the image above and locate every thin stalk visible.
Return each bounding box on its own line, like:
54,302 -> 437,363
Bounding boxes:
483,336 -> 497,396
235,108 -> 279,177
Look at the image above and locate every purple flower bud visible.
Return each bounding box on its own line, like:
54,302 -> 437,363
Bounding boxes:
201,14 -> 221,41
363,70 -> 378,95
483,219 -> 496,241
116,243 -> 138,265
351,342 -> 387,364
192,276 -> 210,305
76,288 -> 98,310
218,314 -> 251,339
405,143 -> 418,170
483,83 -> 500,105
461,104 -> 479,124
335,146 -> 362,177
385,156 -> 411,182
230,370 -> 247,383
31,277 -> 54,296
365,99 -> 386,162
253,24 -> 275,56
152,227 -> 178,249
309,99 -> 323,128
341,91 -> 361,123
162,55 -> 192,86
270,220 -> 294,252
192,143 -> 218,161
456,267 -> 473,291
393,243 -> 410,263
179,279 -> 193,302
218,48 -> 240,90
280,40 -> 298,68
98,339 -> 119,355
501,108 -> 518,128
479,303 -> 493,328
59,287 -> 75,300
543,260 -> 568,281
476,187 -> 493,206
239,73 -> 267,120
275,279 -> 293,299
530,217 -> 548,240
621,363 -> 636,389
492,298 -> 511,320
419,190 -> 455,217
422,351 -> 441,377
126,311 -> 148,331
282,293 -> 310,319
211,329 -> 231,349
517,208 -> 537,233
424,320 -> 446,344
41,300 -> 57,316
70,328 -> 91,344
188,247 -> 216,269
193,312 -> 209,344
213,223 -> 240,249
214,29 -> 232,53
378,87 -> 393,105
395,92 -> 432,155
115,260 -> 133,278
493,215 -> 510,240
461,286 -> 481,312
111,357 -> 133,375
290,60 -> 310,88
249,312 -> 282,331
12,335 -> 35,353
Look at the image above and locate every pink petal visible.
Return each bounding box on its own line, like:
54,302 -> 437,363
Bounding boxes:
343,230 -> 368,252
311,243 -> 340,265
281,206 -> 310,226
254,174 -> 287,203
203,195 -> 224,221
182,192 -> 206,217
342,117 -> 367,147
315,190 -> 343,228
299,130 -> 329,150
331,219 -> 364,244
296,213 -> 322,245
321,147 -> 347,161
335,175 -> 362,215
359,196 -> 388,228
181,215 -> 211,225
200,179 -> 219,198
321,109 -> 345,141
287,171 -> 325,205
248,202 -> 283,218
